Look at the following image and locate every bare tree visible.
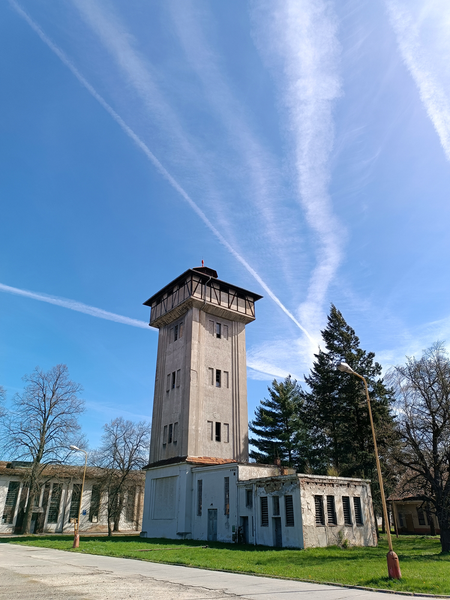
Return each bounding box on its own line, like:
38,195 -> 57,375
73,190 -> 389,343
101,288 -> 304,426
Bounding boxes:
388,343 -> 450,553
2,365 -> 85,534
92,417 -> 150,536
0,385 -> 6,419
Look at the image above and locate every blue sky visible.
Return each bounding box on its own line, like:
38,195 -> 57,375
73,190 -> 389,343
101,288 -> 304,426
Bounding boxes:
1,0 -> 450,451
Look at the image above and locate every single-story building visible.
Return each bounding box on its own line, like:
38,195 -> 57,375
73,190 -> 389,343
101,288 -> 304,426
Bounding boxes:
141,457 -> 377,548
0,461 -> 144,535
389,493 -> 439,535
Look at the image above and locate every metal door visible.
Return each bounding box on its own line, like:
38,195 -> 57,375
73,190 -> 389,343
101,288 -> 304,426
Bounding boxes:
207,509 -> 217,541
273,517 -> 282,547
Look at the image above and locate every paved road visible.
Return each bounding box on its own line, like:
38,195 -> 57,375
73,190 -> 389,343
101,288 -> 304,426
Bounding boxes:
0,543 -> 415,600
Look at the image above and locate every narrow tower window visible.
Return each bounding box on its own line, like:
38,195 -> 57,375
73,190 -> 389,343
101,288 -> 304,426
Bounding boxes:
215,422 -> 221,442
216,369 -> 221,387
174,324 -> 178,341
168,424 -> 173,444
171,372 -> 176,389
216,323 -> 222,338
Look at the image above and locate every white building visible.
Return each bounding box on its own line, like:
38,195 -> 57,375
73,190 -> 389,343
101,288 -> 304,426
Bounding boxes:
140,266 -> 377,548
0,461 -> 144,535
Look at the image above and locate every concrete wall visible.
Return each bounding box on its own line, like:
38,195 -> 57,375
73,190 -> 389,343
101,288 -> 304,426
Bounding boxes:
149,304 -> 250,465
238,475 -> 303,548
299,475 -> 377,548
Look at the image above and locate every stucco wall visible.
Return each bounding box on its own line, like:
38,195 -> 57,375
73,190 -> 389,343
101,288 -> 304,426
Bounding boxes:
299,475 -> 377,548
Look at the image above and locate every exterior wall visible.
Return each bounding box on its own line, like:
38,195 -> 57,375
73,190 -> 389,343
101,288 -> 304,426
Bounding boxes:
142,462 -> 239,543
0,472 -> 143,535
149,304 -> 249,465
299,475 -> 377,548
392,500 -> 439,534
238,476 -> 303,548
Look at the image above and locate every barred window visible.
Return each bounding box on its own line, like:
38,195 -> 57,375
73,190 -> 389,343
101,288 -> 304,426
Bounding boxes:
224,477 -> 230,516
327,496 -> 337,525
126,487 -> 136,522
285,495 -> 295,527
197,480 -> 203,516
89,484 -> 101,523
47,483 -> 62,524
69,484 -> 82,520
2,481 -> 20,524
261,496 -> 269,526
342,496 -> 352,525
315,495 -> 325,526
353,497 -> 363,525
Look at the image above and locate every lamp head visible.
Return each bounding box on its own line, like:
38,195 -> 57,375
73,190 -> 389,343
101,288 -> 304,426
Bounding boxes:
70,445 -> 80,451
337,362 -> 355,375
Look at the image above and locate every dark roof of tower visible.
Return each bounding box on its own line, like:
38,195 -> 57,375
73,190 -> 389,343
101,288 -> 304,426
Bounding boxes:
143,267 -> 262,306
192,266 -> 218,278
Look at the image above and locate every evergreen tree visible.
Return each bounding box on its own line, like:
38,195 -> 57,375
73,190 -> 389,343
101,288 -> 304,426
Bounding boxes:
301,305 -> 395,479
249,376 -> 306,468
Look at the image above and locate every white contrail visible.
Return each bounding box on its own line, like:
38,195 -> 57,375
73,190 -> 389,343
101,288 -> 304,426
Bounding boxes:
386,0 -> 450,162
0,282 -> 149,329
250,0 -> 343,335
9,0 -> 314,342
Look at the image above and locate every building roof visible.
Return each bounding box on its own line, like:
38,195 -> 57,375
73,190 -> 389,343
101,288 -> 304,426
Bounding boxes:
143,267 -> 263,307
0,461 -> 144,481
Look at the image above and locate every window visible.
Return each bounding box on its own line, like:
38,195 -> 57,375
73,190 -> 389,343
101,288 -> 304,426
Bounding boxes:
47,483 -> 62,524
417,509 -> 426,526
209,320 -> 214,335
174,324 -> 178,341
285,495 -> 295,527
166,374 -> 170,392
216,323 -> 222,338
342,496 -> 352,525
215,422 -> 221,442
69,484 -> 82,520
315,495 -> 325,526
216,369 -> 221,387
171,372 -> 176,389
224,371 -> 229,388
89,484 -> 101,523
207,420 -> 213,441
223,325 -> 228,340
168,424 -> 173,444
126,487 -> 136,522
398,512 -> 404,528
261,496 -> 269,526
179,322 -> 184,339
173,422 -> 178,443
245,489 -> 253,508
163,425 -> 168,445
2,481 -> 20,524
273,496 -> 280,516
327,496 -> 337,525
176,369 -> 181,387
208,367 -> 214,385
197,480 -> 203,516
224,477 -> 230,516
223,423 -> 229,443
353,497 -> 363,525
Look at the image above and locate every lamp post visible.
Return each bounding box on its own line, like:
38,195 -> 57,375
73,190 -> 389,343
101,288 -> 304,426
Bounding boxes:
336,362 -> 401,580
69,445 -> 88,549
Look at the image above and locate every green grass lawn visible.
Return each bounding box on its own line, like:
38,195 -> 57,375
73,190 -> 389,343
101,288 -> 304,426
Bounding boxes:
2,534 -> 449,596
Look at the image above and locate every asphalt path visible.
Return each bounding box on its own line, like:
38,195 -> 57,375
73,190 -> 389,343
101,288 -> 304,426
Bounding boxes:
0,543 -> 419,600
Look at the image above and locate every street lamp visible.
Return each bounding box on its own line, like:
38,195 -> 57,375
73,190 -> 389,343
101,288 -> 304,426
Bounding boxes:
69,445 -> 88,549
336,362 -> 401,580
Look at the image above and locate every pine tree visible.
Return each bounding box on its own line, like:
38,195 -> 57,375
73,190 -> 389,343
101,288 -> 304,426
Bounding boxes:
301,305 -> 395,479
249,376 -> 306,468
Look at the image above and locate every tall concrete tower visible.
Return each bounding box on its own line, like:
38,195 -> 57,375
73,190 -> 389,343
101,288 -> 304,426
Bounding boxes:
144,266 -> 261,465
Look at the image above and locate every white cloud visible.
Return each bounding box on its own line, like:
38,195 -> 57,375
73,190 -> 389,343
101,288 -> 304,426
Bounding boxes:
0,282 -> 150,329
250,0 -> 345,336
9,0 -> 314,341
386,0 -> 450,162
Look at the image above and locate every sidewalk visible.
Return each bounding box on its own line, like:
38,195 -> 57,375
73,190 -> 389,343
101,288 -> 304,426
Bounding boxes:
0,543 -> 436,600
